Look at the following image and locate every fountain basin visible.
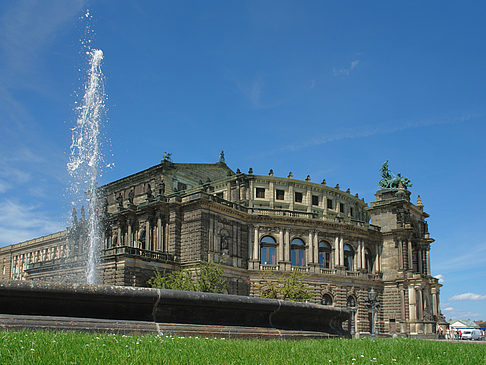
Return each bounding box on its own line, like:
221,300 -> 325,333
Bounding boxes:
0,280 -> 351,339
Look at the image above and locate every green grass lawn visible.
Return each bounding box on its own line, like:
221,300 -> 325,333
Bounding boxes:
0,330 -> 484,364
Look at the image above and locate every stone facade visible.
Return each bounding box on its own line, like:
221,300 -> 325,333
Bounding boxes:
0,158 -> 446,337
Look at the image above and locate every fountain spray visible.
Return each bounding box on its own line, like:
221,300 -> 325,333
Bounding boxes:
67,45 -> 105,284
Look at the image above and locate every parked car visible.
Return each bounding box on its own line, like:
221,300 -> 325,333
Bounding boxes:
461,329 -> 482,340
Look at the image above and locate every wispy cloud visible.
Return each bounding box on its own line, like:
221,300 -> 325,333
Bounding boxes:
443,307 -> 454,311
267,112 -> 483,155
450,293 -> 486,301
236,77 -> 285,109
436,241 -> 486,272
0,200 -> 64,245
333,59 -> 360,77
435,274 -> 445,284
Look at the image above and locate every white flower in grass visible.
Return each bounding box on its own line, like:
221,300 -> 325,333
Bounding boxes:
30,348 -> 35,352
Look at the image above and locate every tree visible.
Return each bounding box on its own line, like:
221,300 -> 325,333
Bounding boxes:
147,267 -> 195,291
196,261 -> 227,293
147,262 -> 227,294
280,270 -> 313,302
255,269 -> 312,302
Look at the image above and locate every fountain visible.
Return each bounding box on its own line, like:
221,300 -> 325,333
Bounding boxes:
67,44 -> 105,284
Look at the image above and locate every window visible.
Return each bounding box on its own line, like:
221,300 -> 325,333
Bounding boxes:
322,294 -> 333,306
344,244 -> 354,271
291,238 -> 306,266
318,241 -> 331,268
365,248 -> 374,273
294,192 -> 303,203
260,236 -> 277,265
215,192 -> 223,199
350,207 -> 354,217
256,188 -> 265,198
312,195 -> 319,206
339,203 -> 345,214
346,296 -> 356,308
276,189 -> 285,200
327,198 -> 333,209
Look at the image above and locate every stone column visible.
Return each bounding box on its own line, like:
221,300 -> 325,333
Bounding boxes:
247,225 -> 252,259
417,249 -> 423,273
426,249 -> 431,276
374,246 -> 380,273
284,229 -> 290,263
313,232 -> 318,265
145,221 -> 150,250
269,181 -> 274,209
398,240 -> 403,270
356,241 -> 362,270
226,182 -> 232,201
117,226 -> 122,246
253,226 -> 259,262
339,237 -> 344,266
408,240 -> 413,270
289,184 -> 294,211
306,188 -> 312,213
307,231 -> 313,265
157,216 -> 162,251
408,287 -> 417,321
334,237 -> 339,268
279,229 -> 284,263
417,289 -> 424,320
127,222 -> 132,247
249,179 -> 254,208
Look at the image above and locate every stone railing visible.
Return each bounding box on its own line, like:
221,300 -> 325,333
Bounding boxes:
260,264 -> 279,271
291,266 -> 310,272
103,246 -> 174,262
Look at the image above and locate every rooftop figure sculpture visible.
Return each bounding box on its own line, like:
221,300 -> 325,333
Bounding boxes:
378,161 -> 412,189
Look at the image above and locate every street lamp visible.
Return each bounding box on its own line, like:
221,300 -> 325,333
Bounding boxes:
366,288 -> 381,338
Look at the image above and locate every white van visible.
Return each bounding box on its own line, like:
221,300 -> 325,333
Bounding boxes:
461,329 -> 482,340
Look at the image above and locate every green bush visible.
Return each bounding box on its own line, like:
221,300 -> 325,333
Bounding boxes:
147,261 -> 227,294
256,269 -> 312,302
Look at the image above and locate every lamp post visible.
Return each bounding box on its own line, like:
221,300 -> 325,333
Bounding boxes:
366,288 -> 380,338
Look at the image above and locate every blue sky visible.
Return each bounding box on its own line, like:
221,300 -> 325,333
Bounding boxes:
0,1 -> 485,320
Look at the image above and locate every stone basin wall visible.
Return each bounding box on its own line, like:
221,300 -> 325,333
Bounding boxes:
0,280 -> 350,338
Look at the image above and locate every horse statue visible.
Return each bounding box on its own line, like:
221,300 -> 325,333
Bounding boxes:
378,161 -> 412,189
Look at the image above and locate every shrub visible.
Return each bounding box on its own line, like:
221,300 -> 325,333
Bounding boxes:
147,262 -> 227,294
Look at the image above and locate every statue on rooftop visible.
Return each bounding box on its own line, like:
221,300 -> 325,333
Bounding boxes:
219,150 -> 225,164
162,152 -> 172,162
378,161 -> 412,189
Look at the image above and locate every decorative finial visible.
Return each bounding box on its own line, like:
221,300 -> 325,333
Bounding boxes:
269,169 -> 274,176
206,177 -> 211,183
248,168 -> 253,174
218,150 -> 225,164
335,184 -> 340,190
355,193 -> 359,198
80,206 -> 85,220
321,179 -> 326,185
72,208 -> 77,223
288,172 -> 293,178
236,168 -> 241,174
305,175 -> 311,181
417,195 -> 423,207
346,188 -> 350,193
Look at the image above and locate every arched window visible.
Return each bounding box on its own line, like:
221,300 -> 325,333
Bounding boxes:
322,293 -> 333,306
291,238 -> 306,267
365,248 -> 374,273
260,236 -> 277,265
344,244 -> 354,271
318,241 -> 331,268
347,296 -> 356,308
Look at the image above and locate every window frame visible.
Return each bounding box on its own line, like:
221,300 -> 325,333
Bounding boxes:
290,238 -> 306,267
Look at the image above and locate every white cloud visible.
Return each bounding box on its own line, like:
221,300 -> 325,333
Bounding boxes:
449,293 -> 486,301
333,59 -> 360,77
0,199 -> 64,246
443,307 -> 454,311
435,274 -> 445,284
